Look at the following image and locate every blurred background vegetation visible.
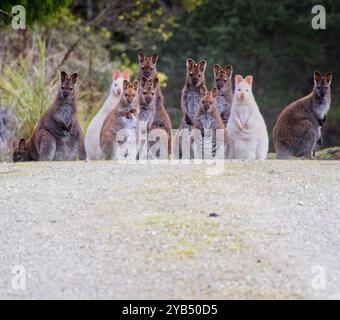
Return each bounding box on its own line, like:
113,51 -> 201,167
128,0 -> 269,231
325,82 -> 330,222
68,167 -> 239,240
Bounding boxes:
0,0 -> 339,150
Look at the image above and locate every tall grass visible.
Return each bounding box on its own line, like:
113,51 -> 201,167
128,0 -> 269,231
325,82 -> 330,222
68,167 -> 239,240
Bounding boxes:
0,36 -> 58,139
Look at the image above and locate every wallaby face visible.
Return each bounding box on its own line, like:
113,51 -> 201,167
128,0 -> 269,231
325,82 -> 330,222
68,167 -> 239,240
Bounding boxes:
12,139 -> 30,162
140,76 -> 159,105
120,80 -> 139,117
60,71 -> 78,99
314,71 -> 332,98
111,69 -> 129,97
186,59 -> 206,87
235,75 -> 253,102
138,52 -> 158,79
200,86 -> 218,112
214,65 -> 233,91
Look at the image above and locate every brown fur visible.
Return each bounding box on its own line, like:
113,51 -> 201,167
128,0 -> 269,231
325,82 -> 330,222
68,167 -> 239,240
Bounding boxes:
213,64 -> 233,126
100,80 -> 139,160
191,86 -> 227,159
273,71 -> 332,159
137,51 -> 172,158
13,71 -> 86,162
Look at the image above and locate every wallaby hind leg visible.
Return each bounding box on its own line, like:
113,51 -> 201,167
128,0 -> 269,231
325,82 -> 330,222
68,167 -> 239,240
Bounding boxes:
39,131 -> 56,161
275,142 -> 292,160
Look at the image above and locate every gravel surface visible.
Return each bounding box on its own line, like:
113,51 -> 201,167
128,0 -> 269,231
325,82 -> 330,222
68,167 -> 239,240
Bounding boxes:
0,160 -> 340,299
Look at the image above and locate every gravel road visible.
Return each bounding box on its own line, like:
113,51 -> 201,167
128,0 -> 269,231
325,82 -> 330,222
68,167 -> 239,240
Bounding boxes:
0,160 -> 340,299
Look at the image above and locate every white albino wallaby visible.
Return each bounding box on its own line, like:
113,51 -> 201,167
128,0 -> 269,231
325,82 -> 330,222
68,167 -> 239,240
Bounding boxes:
227,75 -> 268,160
85,69 -> 129,160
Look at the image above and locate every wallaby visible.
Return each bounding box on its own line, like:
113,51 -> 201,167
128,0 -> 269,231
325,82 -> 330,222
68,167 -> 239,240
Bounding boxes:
85,69 -> 129,160
174,58 -> 207,159
273,71 -> 332,159
0,106 -> 18,160
137,76 -> 158,159
12,138 -> 35,162
13,71 -> 86,162
137,51 -> 172,158
227,75 -> 268,160
100,80 -> 139,160
191,86 -> 227,159
213,64 -> 233,126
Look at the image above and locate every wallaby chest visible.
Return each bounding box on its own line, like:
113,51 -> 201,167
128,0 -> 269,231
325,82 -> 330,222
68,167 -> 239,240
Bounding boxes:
186,90 -> 201,121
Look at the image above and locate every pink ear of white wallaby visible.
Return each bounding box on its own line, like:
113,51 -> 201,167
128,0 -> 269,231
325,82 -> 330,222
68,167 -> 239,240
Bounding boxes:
245,75 -> 253,85
235,74 -> 244,85
121,70 -> 129,81
113,69 -> 121,80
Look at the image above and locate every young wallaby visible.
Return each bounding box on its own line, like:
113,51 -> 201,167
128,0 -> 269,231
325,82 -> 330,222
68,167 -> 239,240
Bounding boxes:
137,76 -> 159,125
137,51 -> 172,158
100,80 -> 139,160
273,71 -> 332,159
12,138 -> 35,162
85,69 -> 129,160
213,64 -> 233,126
227,75 -> 268,160
174,59 -> 207,159
191,86 -> 227,159
13,71 -> 86,162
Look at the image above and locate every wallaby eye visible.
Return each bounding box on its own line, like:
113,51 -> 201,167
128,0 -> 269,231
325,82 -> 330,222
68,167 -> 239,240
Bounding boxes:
143,91 -> 146,95
246,89 -> 249,92
190,72 -> 193,77
238,89 -> 241,91
125,94 -> 128,97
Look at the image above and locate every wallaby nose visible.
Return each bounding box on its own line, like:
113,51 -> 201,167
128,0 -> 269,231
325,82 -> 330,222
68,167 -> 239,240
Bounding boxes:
240,93 -> 245,100
145,96 -> 152,103
117,88 -> 122,96
63,91 -> 70,98
204,104 -> 209,111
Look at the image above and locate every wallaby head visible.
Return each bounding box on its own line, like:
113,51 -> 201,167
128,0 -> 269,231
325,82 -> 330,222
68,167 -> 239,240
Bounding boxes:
213,64 -> 233,91
138,52 -> 158,79
60,71 -> 78,99
139,76 -> 159,105
13,138 -> 29,162
111,69 -> 130,97
199,86 -> 218,112
120,80 -> 139,118
186,59 -> 206,88
235,75 -> 253,102
313,71 -> 332,99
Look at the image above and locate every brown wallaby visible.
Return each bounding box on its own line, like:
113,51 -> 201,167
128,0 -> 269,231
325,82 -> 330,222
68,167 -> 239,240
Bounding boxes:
273,71 -> 332,159
100,80 -> 139,160
191,86 -> 227,159
213,64 -> 233,126
137,51 -> 172,158
12,71 -> 86,162
174,59 -> 207,159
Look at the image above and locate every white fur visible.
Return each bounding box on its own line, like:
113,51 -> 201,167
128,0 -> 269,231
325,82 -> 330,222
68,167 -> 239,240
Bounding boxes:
85,72 -> 127,160
227,77 -> 268,160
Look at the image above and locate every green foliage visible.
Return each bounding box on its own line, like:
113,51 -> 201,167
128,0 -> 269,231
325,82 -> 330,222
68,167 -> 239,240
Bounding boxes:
0,0 -> 72,27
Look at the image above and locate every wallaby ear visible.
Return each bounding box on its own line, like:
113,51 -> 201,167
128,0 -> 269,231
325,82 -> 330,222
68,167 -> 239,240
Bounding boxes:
138,51 -> 145,64
186,59 -> 195,70
324,72 -> 332,83
151,53 -> 159,64
198,60 -> 207,73
200,85 -> 208,97
19,138 -> 26,150
123,80 -> 130,91
213,64 -> 223,76
61,71 -> 68,83
314,71 -> 322,83
13,140 -> 18,150
235,74 -> 243,85
141,76 -> 148,88
224,65 -> 233,77
121,70 -> 130,81
245,75 -> 253,86
113,69 -> 121,80
211,87 -> 218,99
70,73 -> 78,85
153,77 -> 159,89
132,80 -> 139,91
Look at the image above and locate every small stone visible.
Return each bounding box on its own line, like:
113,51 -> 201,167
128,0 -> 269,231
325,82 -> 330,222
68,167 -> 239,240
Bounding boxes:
209,213 -> 220,218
